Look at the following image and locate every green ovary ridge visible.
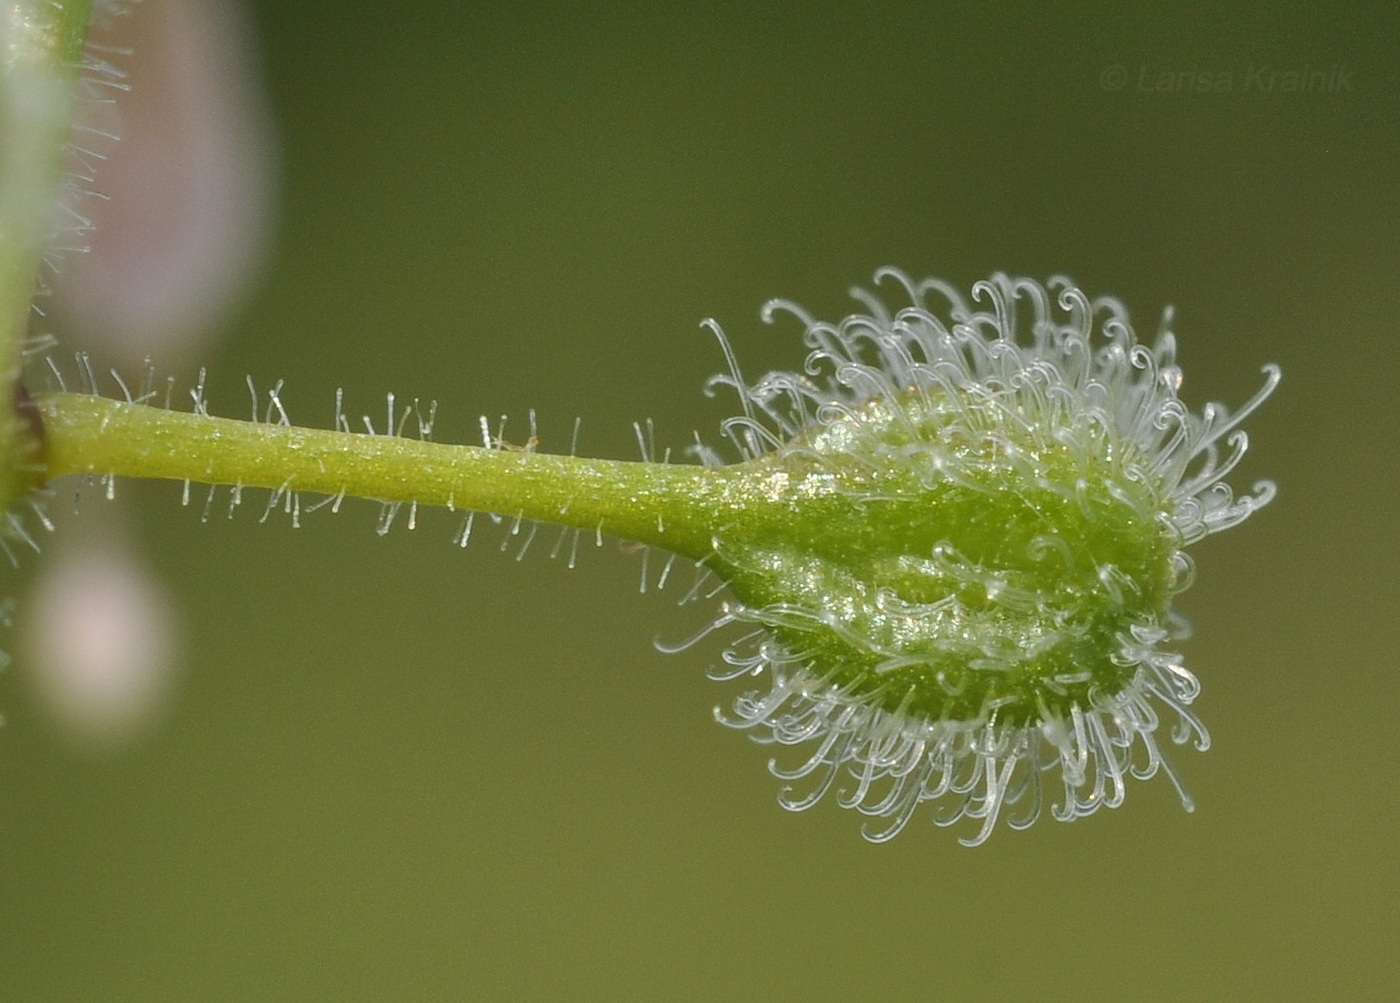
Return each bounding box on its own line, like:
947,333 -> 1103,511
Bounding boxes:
712,391 -> 1179,726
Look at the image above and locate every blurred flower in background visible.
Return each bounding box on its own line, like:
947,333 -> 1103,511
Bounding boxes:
19,0 -> 276,748
22,506 -> 176,746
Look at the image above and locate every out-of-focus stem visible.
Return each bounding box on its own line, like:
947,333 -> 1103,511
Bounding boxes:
0,0 -> 94,503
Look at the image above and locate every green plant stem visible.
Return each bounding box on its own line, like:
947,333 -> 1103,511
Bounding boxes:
35,391 -> 732,560
1,0 -> 94,502
1,0 -> 92,343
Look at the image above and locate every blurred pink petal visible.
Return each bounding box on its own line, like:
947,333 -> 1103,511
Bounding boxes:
54,0 -> 276,365
20,528 -> 178,748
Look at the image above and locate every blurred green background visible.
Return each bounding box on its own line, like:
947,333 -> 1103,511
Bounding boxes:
3,1 -> 1398,999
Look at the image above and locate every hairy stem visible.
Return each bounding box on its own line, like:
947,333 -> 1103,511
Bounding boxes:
1,0 -> 94,503
35,391 -> 729,559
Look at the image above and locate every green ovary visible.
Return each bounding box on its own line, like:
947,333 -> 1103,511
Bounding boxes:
712,393 -> 1180,725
